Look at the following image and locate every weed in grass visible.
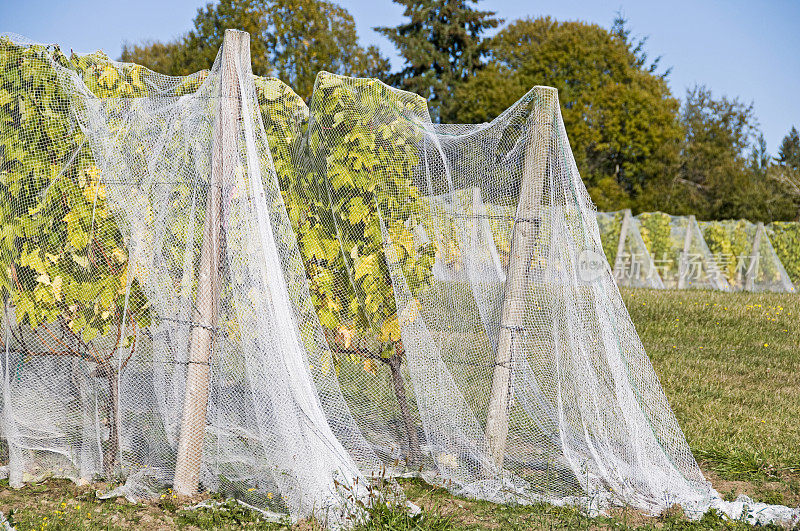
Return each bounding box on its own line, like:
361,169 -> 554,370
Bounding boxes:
723,489 -> 738,502
177,498 -> 292,529
352,499 -> 455,531
158,488 -> 180,512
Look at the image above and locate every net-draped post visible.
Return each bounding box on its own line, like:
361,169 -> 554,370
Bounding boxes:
700,219 -> 793,293
677,215 -> 694,290
745,222 -> 763,292
614,210 -> 632,273
484,87 -> 556,469
173,29 -> 246,496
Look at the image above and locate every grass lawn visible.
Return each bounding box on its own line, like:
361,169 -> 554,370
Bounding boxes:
622,288 -> 800,508
1,288 -> 798,530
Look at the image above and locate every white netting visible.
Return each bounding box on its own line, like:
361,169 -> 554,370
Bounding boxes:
767,222 -> 800,286
636,213 -> 729,291
319,74 -> 711,508
420,187 -> 506,284
596,210 -> 664,289
699,220 -> 795,293
0,31 -> 797,528
0,31 -> 375,525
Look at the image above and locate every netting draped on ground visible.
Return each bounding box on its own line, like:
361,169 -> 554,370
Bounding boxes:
1,31 -> 798,527
301,73 -> 749,516
596,210 -> 664,289
699,220 -> 795,293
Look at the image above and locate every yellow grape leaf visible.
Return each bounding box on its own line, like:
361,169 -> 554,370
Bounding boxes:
51,276 -> 63,302
130,65 -> 146,91
111,248 -> 126,263
326,296 -> 341,312
363,358 -> 378,376
336,325 -> 355,349
63,209 -> 77,226
82,179 -> 107,202
354,253 -> 377,281
21,249 -> 47,274
445,239 -> 461,265
98,66 -> 119,88
380,314 -> 401,342
73,254 -> 89,269
395,228 -> 414,256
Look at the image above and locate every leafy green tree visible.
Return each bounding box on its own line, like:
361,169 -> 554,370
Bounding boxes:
610,12 -> 670,78
263,0 -> 389,99
449,16 -> 683,212
671,87 -> 796,221
120,0 -> 389,100
671,85 -> 751,218
375,0 -> 501,121
681,86 -> 756,172
772,126 -> 800,219
119,40 -> 186,76
776,126 -> 800,170
749,133 -> 770,173
157,0 -> 279,76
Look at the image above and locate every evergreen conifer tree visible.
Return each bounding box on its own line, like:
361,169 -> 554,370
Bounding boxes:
375,0 -> 501,121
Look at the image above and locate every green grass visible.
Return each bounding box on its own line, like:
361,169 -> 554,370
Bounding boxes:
1,288 -> 798,529
0,477 -> 785,530
395,477 -> 786,530
622,289 -> 800,487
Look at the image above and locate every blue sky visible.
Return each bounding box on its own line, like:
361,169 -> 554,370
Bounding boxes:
2,0 -> 798,153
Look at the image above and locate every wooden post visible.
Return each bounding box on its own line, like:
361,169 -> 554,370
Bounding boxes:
484,87 -> 556,470
173,29 -> 246,496
613,210 -> 632,277
677,215 -> 694,290
745,222 -> 763,292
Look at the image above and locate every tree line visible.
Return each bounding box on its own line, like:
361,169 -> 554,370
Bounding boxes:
120,0 -> 800,222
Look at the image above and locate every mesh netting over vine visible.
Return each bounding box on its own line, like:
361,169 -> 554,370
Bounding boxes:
699,220 -> 795,293
635,213 -> 729,291
0,31 -> 376,525
596,210 -> 664,289
0,31 -> 798,527
767,222 -> 800,286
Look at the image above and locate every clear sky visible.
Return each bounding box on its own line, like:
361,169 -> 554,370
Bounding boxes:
2,0 -> 798,153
